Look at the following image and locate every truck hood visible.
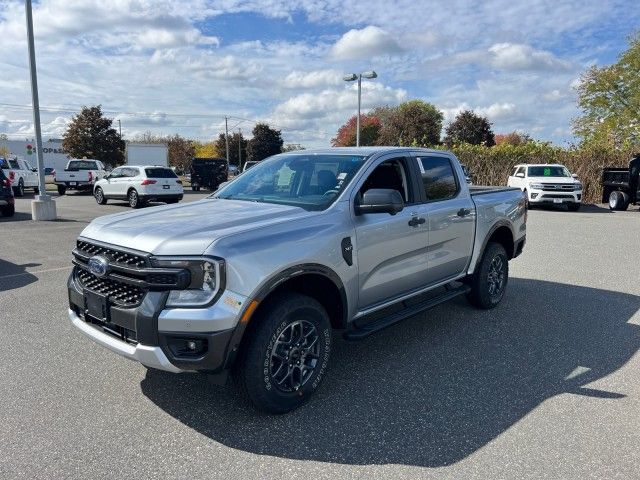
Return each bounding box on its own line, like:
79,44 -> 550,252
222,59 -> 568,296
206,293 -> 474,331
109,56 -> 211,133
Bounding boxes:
80,198 -> 310,255
527,177 -> 578,184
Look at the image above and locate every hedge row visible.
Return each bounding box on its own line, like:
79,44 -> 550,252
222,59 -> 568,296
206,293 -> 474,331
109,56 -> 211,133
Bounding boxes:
445,143 -> 634,204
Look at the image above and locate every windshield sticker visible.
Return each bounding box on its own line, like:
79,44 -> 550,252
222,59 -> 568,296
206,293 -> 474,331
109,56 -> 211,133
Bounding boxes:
337,172 -> 347,180
543,168 -> 551,176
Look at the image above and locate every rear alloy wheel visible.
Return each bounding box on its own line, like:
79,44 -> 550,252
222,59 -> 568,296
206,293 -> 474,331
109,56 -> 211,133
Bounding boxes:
233,293 -> 331,414
609,191 -> 629,211
467,242 -> 509,309
94,187 -> 107,205
128,189 -> 143,208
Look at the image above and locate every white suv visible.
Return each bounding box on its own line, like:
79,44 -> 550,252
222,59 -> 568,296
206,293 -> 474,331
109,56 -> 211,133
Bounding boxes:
507,164 -> 583,211
93,165 -> 184,208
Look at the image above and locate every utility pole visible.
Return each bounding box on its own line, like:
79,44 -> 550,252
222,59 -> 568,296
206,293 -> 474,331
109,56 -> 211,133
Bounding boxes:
25,0 -> 56,220
117,119 -> 122,137
224,116 -> 230,165
238,128 -> 242,169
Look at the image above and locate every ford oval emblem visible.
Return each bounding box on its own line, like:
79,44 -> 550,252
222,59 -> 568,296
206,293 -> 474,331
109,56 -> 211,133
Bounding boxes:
88,255 -> 109,278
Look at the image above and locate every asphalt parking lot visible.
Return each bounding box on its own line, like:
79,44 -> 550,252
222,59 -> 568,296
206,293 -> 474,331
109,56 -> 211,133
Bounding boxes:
1,192 -> 639,479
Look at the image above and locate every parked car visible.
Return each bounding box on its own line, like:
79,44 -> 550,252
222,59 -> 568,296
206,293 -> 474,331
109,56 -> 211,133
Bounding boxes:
507,163 -> 583,211
55,159 -> 107,195
190,157 -> 228,191
0,155 -> 39,196
93,165 -> 184,208
67,147 -> 526,413
242,160 -> 259,172
602,160 -> 639,211
0,168 -> 15,217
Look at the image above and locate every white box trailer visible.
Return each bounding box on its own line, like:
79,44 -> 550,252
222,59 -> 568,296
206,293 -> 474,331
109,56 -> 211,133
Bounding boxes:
126,143 -> 168,167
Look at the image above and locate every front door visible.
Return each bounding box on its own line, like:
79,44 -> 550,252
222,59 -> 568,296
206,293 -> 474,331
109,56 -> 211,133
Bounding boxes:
413,154 -> 476,284
352,155 -> 429,310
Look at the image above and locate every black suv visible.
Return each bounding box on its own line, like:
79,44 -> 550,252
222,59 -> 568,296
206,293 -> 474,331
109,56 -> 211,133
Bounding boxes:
190,158 -> 228,191
0,168 -> 15,217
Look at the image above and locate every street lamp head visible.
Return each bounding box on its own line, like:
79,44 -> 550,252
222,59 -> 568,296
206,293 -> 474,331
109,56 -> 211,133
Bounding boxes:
361,70 -> 377,79
343,73 -> 358,82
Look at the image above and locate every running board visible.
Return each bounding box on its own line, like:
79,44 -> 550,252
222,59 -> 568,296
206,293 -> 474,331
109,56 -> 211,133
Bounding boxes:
343,284 -> 471,341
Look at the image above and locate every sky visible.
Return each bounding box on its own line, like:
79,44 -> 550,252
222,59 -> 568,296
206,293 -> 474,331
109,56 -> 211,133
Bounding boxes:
0,0 -> 638,147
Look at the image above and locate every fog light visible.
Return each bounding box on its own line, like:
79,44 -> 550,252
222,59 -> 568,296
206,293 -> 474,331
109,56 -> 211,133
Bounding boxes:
531,193 -> 539,199
187,340 -> 197,351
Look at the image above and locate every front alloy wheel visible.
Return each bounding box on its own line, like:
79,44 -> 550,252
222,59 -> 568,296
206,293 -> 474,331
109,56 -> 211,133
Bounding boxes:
269,320 -> 320,392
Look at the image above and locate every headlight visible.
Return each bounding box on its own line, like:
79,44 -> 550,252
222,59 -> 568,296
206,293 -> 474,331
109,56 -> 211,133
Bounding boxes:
529,183 -> 544,190
574,183 -> 583,190
151,257 -> 224,307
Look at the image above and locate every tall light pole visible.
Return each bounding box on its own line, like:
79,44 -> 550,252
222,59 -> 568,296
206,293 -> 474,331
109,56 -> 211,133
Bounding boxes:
343,71 -> 377,147
238,128 -> 242,169
224,116 -> 230,165
25,0 -> 56,220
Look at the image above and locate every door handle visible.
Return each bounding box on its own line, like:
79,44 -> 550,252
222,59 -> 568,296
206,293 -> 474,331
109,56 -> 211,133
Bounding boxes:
457,208 -> 471,217
408,216 -> 426,227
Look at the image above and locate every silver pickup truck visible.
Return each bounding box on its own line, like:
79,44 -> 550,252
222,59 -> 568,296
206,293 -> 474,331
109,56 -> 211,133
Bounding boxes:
67,147 -> 526,413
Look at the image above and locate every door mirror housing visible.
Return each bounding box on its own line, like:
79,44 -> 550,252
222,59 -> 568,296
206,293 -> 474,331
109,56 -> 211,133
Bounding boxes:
356,189 -> 404,216
515,172 -> 525,178
571,173 -> 579,179
32,168 -> 38,172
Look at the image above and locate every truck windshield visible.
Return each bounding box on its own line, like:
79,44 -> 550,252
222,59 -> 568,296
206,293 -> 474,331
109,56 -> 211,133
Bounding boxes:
67,160 -> 98,170
527,166 -> 571,177
215,153 -> 367,210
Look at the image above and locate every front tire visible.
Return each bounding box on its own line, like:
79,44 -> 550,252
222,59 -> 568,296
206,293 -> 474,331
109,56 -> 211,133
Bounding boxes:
94,187 -> 107,205
466,242 -> 509,309
233,293 -> 332,414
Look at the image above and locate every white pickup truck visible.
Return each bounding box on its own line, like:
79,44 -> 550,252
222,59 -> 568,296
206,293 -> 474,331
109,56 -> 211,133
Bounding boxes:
0,155 -> 39,196
55,159 -> 107,195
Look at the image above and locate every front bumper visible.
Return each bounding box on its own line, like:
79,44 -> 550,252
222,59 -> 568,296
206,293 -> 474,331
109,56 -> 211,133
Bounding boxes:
528,189 -> 582,204
68,269 -> 241,373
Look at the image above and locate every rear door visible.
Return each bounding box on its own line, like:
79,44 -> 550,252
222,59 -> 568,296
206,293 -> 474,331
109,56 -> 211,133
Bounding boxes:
413,154 -> 476,285
352,154 -> 430,309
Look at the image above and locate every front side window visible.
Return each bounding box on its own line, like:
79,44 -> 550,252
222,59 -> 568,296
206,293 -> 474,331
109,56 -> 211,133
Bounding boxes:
215,153 -> 367,211
417,156 -> 458,201
110,167 -> 125,178
359,158 -> 412,203
9,159 -> 19,169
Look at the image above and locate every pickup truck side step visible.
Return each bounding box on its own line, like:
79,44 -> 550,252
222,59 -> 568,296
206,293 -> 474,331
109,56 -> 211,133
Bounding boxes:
343,284 -> 471,341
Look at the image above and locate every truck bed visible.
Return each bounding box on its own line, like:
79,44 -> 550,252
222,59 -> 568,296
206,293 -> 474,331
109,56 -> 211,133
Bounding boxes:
602,168 -> 630,188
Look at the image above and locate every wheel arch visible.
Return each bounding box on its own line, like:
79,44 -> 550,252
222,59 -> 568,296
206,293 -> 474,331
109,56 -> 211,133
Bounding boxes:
473,222 -> 515,273
223,264 -> 348,369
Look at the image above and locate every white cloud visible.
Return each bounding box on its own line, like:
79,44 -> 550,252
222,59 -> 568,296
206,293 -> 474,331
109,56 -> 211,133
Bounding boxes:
330,26 -> 403,60
489,43 -> 572,71
282,70 -> 344,89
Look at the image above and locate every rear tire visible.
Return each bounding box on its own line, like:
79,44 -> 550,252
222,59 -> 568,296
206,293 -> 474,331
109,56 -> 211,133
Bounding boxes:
57,185 -> 66,195
94,187 -> 107,205
609,191 -> 629,211
128,189 -> 143,208
233,293 -> 332,414
33,186 -> 39,195
13,179 -> 24,197
466,242 -> 509,309
1,204 -> 15,217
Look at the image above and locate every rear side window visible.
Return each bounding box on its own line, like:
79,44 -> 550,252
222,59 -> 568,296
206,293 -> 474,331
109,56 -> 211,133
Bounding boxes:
9,160 -> 20,169
123,167 -> 139,177
145,168 -> 177,178
417,156 -> 458,201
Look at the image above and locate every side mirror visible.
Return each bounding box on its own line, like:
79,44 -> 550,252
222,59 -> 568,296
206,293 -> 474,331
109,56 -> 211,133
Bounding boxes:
515,172 -> 525,178
356,189 -> 404,216
571,173 -> 578,179
32,168 -> 38,172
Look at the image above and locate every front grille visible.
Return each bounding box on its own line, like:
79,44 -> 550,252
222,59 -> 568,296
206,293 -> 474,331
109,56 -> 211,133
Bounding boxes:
76,240 -> 147,267
540,184 -> 577,191
76,268 -> 144,307
541,194 -> 573,199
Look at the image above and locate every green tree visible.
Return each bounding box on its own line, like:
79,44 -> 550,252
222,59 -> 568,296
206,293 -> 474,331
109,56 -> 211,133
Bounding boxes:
247,123 -> 283,161
282,143 -> 305,152
62,105 -> 124,167
377,100 -> 443,146
331,115 -> 381,146
444,110 -> 495,146
573,32 -> 640,147
215,132 -> 247,168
